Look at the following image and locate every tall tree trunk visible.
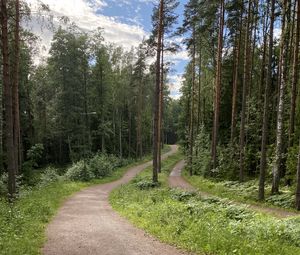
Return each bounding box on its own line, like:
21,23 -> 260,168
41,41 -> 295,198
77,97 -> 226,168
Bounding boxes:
296,139 -> 300,210
259,0 -> 275,200
272,0 -> 289,194
288,0 -> 300,148
211,0 -> 225,170
13,0 -> 21,174
196,42 -> 202,137
1,0 -> 16,199
153,0 -> 163,183
157,33 -> 164,173
239,0 -> 252,182
230,11 -> 243,144
188,27 -> 196,176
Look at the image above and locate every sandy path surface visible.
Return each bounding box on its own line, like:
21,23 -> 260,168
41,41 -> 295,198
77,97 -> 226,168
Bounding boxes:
168,160 -> 300,218
43,145 -> 189,255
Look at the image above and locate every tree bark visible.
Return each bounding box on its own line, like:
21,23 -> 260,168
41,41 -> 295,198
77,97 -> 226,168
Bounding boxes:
153,0 -> 163,183
157,33 -> 164,173
259,0 -> 275,201
288,0 -> 300,148
13,0 -> 21,174
272,0 -> 289,194
211,0 -> 225,170
1,0 -> 16,199
230,10 -> 243,144
239,0 -> 252,182
188,27 -> 196,176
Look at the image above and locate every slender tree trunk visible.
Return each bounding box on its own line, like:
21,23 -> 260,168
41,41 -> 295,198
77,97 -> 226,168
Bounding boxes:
272,0 -> 289,194
197,42 -> 202,137
288,0 -> 300,148
153,0 -> 163,183
231,12 -> 243,144
12,0 -> 21,174
188,27 -> 196,176
296,139 -> 300,210
1,0 -> 16,200
239,0 -> 252,182
259,0 -> 275,200
157,33 -> 164,173
211,0 -> 225,170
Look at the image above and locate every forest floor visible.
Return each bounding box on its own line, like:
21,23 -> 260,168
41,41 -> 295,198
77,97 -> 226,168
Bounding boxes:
170,160 -> 300,218
42,145 -> 189,255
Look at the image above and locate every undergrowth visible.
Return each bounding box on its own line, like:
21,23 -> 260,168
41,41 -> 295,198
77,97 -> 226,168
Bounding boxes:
110,154 -> 300,255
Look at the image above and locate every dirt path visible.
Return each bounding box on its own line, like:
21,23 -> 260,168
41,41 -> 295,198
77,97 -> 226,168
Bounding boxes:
43,145 -> 189,255
168,160 -> 300,218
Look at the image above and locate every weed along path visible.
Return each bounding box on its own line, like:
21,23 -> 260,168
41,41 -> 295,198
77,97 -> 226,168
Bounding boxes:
42,145 -> 188,255
168,160 -> 300,219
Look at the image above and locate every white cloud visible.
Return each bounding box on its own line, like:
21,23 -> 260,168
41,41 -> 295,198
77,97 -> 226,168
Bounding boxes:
24,0 -> 148,61
168,74 -> 184,99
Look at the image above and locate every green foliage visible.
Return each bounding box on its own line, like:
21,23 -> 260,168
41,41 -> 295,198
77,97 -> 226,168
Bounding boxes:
193,126 -> 211,176
286,144 -> 299,184
65,160 -> 94,182
0,174 -> 7,196
38,167 -> 61,188
89,154 -> 114,178
135,178 -> 161,190
184,173 -> 297,210
22,144 -> 45,185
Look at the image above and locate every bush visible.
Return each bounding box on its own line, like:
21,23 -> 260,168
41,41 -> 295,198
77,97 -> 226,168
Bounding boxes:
193,126 -> 211,176
38,167 -> 61,187
65,161 -> 94,181
89,154 -> 113,178
0,173 -> 8,196
136,179 -> 160,190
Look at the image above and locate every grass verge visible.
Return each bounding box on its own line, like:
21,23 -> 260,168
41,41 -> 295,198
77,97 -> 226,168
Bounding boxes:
110,153 -> 300,255
183,171 -> 298,212
0,145 -> 171,255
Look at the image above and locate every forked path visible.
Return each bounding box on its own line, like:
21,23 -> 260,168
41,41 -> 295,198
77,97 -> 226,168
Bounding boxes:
43,145 -> 189,255
168,160 -> 299,218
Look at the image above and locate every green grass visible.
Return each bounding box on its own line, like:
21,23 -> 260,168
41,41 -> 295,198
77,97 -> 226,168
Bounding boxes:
0,146 -> 171,255
110,153 -> 300,255
183,171 -> 297,211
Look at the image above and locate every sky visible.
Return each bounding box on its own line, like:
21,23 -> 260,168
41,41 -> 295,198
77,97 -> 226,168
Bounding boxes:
25,0 -> 189,99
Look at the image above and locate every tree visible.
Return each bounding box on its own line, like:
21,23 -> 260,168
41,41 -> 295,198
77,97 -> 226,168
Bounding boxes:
259,0 -> 275,200
1,0 -> 16,199
152,0 -> 164,183
211,0 -> 225,170
272,0 -> 289,194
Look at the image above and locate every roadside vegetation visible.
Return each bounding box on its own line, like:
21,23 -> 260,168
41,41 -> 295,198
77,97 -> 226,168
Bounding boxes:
183,171 -> 297,211
111,154 -> 300,255
0,146 -> 171,255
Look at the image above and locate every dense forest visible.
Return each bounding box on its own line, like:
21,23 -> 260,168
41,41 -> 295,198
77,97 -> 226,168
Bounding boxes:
178,0 -> 300,210
1,0 -> 300,254
0,0 -> 179,198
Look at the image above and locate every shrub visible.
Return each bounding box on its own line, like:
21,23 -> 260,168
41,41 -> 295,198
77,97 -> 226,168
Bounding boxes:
136,179 -> 160,190
0,173 -> 8,196
65,161 -> 94,181
89,154 -> 113,178
193,126 -> 211,176
38,167 -> 61,187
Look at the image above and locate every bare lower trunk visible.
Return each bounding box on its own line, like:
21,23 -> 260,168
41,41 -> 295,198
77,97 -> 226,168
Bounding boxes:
288,0 -> 300,148
259,0 -> 275,201
239,0 -> 252,182
211,0 -> 224,170
272,0 -> 288,194
13,0 -> 21,174
1,0 -> 16,200
188,27 -> 196,176
157,34 -> 164,173
152,0 -> 163,183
